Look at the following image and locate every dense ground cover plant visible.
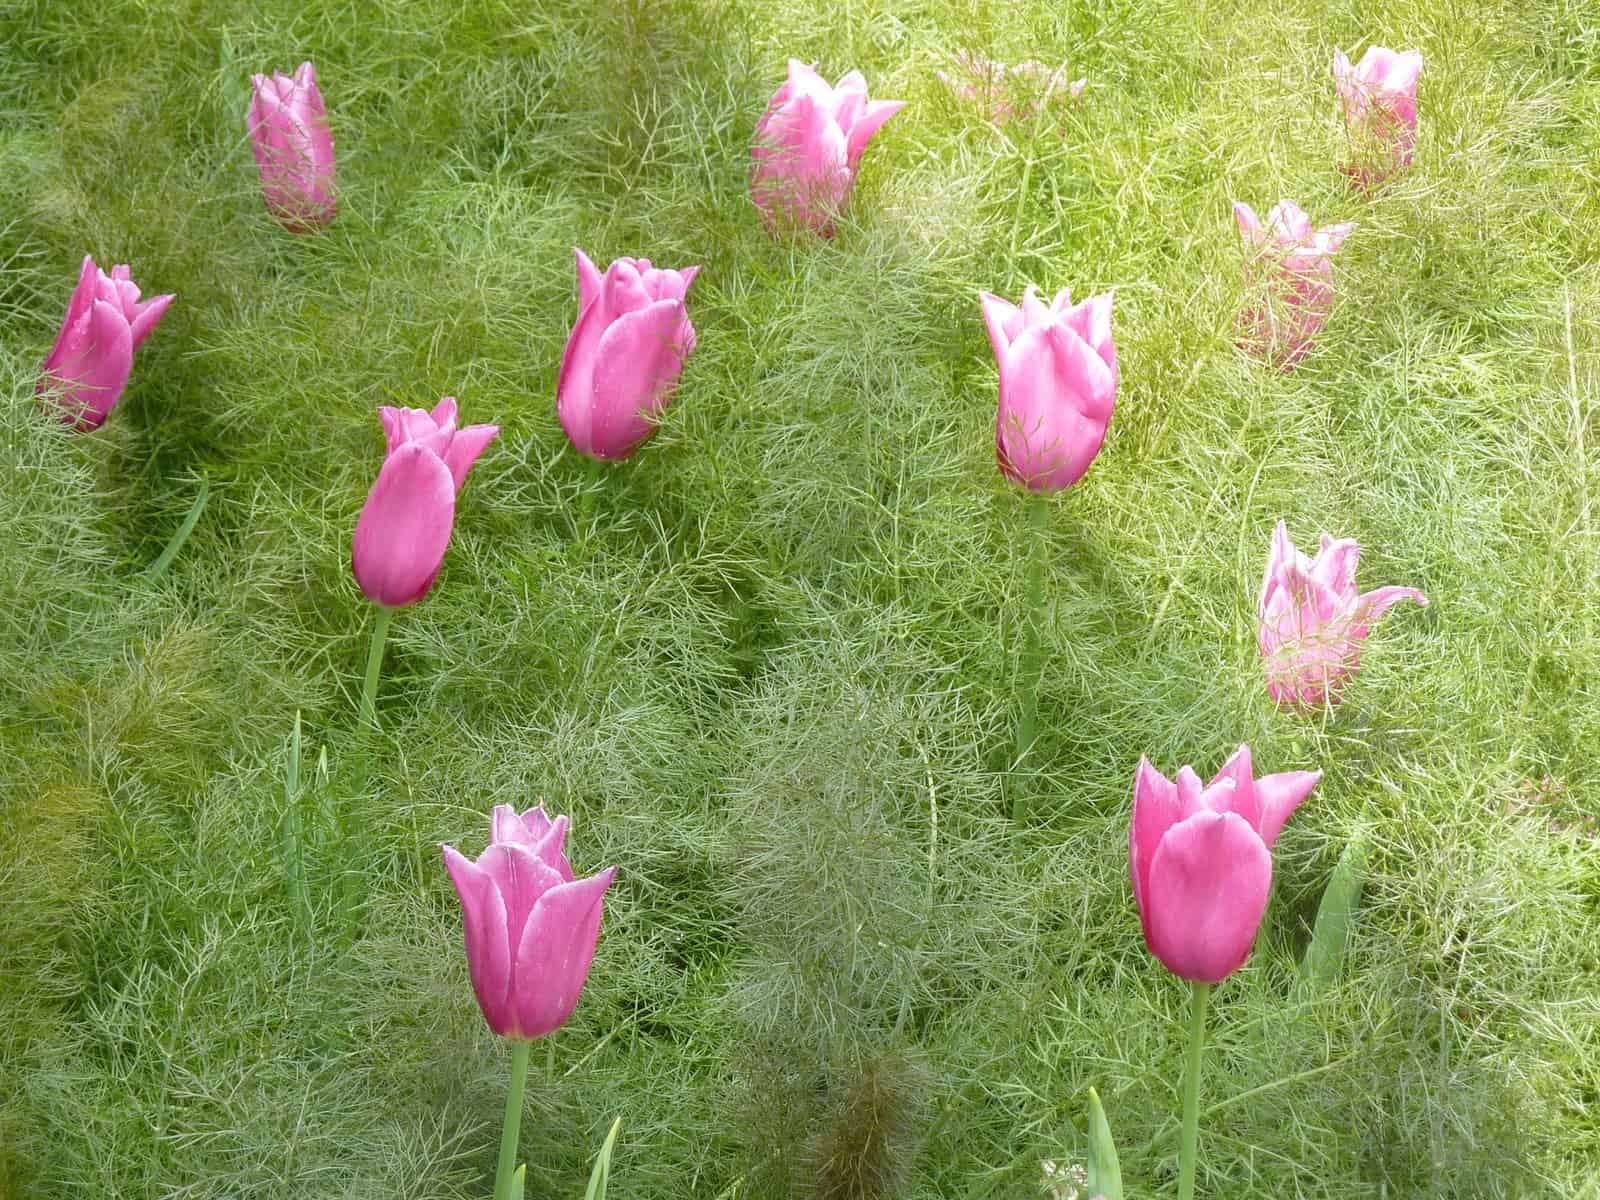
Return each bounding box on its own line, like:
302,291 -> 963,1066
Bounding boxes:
2,0 -> 1598,1196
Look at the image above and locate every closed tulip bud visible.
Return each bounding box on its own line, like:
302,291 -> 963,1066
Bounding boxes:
1332,46 -> 1422,187
1259,521 -> 1428,709
981,285 -> 1116,493
1233,200 -> 1353,369
38,255 -> 174,430
750,59 -> 905,235
351,397 -> 498,607
248,61 -> 337,231
1130,746 -> 1321,984
557,248 -> 700,462
443,805 -> 617,1041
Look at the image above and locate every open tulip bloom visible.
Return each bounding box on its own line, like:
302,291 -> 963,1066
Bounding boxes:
350,397 -> 497,722
1130,746 -> 1321,1200
937,51 -> 1086,128
443,805 -> 616,1199
1333,46 -> 1422,187
557,249 -> 700,462
248,61 -> 337,231
38,255 -> 173,430
1233,200 -> 1352,369
1259,521 -> 1428,710
750,59 -> 905,235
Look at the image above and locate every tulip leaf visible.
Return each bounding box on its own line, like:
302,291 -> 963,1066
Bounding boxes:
1084,1087 -> 1123,1200
510,1163 -> 525,1200
584,1117 -> 622,1200
1299,837 -> 1368,992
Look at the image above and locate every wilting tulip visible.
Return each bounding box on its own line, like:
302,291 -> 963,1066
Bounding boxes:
1332,46 -> 1422,186
38,255 -> 174,430
1233,200 -> 1353,368
750,59 -> 905,234
1130,746 -> 1321,984
1259,521 -> 1428,709
981,285 -> 1116,492
557,248 -> 700,462
937,51 -> 1086,126
443,805 -> 617,1041
351,397 -> 498,607
248,61 -> 337,230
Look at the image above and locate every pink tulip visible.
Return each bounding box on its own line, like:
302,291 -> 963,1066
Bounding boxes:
557,248 -> 700,462
980,285 -> 1116,492
750,59 -> 905,235
1233,200 -> 1353,368
1332,46 -> 1422,186
937,51 -> 1086,126
38,255 -> 174,430
443,805 -> 617,1041
1130,746 -> 1321,984
351,397 -> 498,607
1259,521 -> 1428,709
248,62 -> 337,231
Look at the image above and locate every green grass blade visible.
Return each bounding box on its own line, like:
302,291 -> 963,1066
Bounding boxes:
584,1117 -> 622,1200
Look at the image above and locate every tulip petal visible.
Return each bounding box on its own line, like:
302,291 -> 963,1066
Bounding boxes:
478,842 -> 566,950
127,292 -> 174,351
442,423 -> 499,494
844,98 -> 905,170
1310,535 -> 1361,597
575,247 -> 604,312
1207,744 -> 1264,833
585,298 -> 693,461
1253,769 -> 1321,849
979,291 -> 1022,361
53,299 -> 134,429
351,443 -> 456,607
1143,811 -> 1272,983
511,867 -> 617,1039
1130,757 -> 1182,913
443,844 -> 516,1035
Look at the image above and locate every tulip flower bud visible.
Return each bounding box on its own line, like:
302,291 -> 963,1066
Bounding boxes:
1258,521 -> 1428,709
750,59 -> 905,235
1130,747 -> 1321,984
37,255 -> 174,430
937,51 -> 1086,127
1233,200 -> 1353,369
980,285 -> 1116,493
351,397 -> 498,607
443,805 -> 617,1041
248,61 -> 337,231
1332,46 -> 1422,187
557,248 -> 700,462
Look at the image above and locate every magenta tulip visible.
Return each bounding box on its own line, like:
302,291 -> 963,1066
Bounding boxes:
937,51 -> 1086,126
443,805 -> 617,1041
1130,746 -> 1321,984
557,248 -> 700,462
981,285 -> 1116,492
38,255 -> 174,430
750,59 -> 905,235
351,397 -> 498,607
1332,46 -> 1422,186
248,61 -> 337,231
1233,200 -> 1353,368
1259,521 -> 1428,709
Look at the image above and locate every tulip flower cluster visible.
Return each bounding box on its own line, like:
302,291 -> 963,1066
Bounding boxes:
1232,200 -> 1354,368
1333,46 -> 1423,187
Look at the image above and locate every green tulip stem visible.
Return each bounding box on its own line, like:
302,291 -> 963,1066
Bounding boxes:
1178,981 -> 1211,1200
1011,492 -> 1052,821
358,606 -> 394,730
494,1040 -> 533,1200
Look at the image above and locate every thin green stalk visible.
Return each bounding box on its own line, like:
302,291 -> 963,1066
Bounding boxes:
358,605 -> 394,729
494,1040 -> 533,1200
1178,981 -> 1211,1200
1011,492 -> 1052,821
145,475 -> 209,578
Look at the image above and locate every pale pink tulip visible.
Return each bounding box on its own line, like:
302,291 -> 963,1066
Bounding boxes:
937,51 -> 1086,126
38,255 -> 174,430
750,59 -> 905,235
557,248 -> 699,462
248,62 -> 337,230
1332,46 -> 1422,186
1233,200 -> 1353,368
443,805 -> 616,1041
1130,747 -> 1321,983
980,285 -> 1116,492
351,397 -> 498,607
1259,521 -> 1428,709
